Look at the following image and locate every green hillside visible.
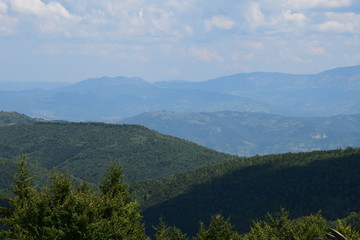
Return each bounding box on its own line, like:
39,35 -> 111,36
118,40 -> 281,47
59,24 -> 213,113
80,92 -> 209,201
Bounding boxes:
0,111 -> 40,125
0,120 -> 233,187
134,148 -> 360,235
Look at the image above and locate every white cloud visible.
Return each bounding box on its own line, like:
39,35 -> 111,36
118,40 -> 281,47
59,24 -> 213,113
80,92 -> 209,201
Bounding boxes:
77,1 -> 183,41
3,0 -> 191,40
2,0 -> 360,82
0,14 -> 18,35
0,1 -> 8,13
184,25 -> 193,35
315,12 -> 360,33
311,134 -> 327,139
0,1 -> 17,35
308,46 -> 326,55
11,0 -> 72,19
282,10 -> 306,26
166,67 -> 182,76
286,0 -> 351,10
204,15 -> 235,31
246,7 -> 307,34
8,0 -> 82,36
188,47 -> 224,62
165,0 -> 193,12
316,21 -> 352,32
246,3 -> 265,29
289,55 -> 304,63
245,41 -> 264,49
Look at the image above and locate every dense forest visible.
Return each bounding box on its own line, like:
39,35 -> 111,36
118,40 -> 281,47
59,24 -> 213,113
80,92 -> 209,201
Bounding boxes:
1,149 -> 359,238
1,160 -> 360,239
0,114 -> 233,185
0,111 -> 40,125
0,112 -> 359,239
134,148 -> 360,235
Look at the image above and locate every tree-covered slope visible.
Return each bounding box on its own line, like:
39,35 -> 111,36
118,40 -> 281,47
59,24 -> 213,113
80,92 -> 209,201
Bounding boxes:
0,121 -> 233,187
134,148 -> 360,235
121,111 -> 360,156
0,111 -> 41,125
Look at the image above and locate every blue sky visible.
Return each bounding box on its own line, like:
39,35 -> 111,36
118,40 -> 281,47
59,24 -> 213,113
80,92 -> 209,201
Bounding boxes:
0,0 -> 359,82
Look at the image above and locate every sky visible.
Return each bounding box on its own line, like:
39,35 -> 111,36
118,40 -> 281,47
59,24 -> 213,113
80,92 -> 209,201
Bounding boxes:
0,0 -> 359,83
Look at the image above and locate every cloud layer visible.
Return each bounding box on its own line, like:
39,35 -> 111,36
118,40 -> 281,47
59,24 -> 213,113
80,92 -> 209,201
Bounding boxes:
0,0 -> 359,82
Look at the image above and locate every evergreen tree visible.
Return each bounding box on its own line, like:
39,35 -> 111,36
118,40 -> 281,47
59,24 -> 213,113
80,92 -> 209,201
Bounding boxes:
154,217 -> 187,240
0,158 -> 41,239
344,212 -> 360,232
334,220 -> 360,240
292,213 -> 328,240
0,160 -> 148,240
193,214 -> 241,240
92,162 -> 148,239
246,208 -> 295,240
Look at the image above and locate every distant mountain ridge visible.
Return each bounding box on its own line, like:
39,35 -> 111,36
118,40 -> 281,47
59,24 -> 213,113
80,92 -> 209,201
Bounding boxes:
0,81 -> 70,91
120,111 -> 360,156
0,65 -> 359,121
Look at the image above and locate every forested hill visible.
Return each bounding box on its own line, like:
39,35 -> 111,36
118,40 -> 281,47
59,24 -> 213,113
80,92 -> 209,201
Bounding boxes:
0,120 -> 233,190
0,111 -> 42,125
133,148 -> 360,235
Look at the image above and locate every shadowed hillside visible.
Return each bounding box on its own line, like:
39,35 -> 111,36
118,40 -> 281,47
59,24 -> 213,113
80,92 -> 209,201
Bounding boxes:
135,148 -> 360,235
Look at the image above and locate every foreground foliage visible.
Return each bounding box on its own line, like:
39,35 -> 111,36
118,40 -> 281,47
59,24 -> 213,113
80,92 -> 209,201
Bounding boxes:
0,160 -> 148,240
151,210 -> 360,240
1,160 -> 360,240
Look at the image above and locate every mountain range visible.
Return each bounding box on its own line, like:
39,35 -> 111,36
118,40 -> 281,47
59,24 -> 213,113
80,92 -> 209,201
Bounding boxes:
120,111 -> 360,156
0,65 -> 359,121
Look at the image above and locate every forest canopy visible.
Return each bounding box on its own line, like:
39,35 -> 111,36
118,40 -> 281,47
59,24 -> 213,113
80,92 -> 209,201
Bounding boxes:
1,159 -> 359,240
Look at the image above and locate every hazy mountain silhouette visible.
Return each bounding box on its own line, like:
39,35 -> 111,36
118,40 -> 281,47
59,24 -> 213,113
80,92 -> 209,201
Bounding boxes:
0,65 -> 359,121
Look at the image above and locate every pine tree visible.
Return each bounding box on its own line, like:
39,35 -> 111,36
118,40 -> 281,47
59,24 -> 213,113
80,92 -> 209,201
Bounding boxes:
193,214 -> 241,240
0,159 -> 149,240
0,158 -> 43,239
154,217 -> 187,240
92,162 -> 148,239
